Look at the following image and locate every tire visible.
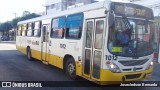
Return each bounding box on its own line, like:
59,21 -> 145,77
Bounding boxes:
27,48 -> 33,61
65,57 -> 77,80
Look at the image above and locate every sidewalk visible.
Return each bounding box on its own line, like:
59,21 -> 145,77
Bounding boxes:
0,41 -> 16,44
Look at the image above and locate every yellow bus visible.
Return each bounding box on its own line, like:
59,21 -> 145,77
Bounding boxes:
16,0 -> 154,85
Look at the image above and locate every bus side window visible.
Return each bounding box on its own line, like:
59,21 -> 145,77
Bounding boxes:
22,24 -> 27,36
34,21 -> 41,37
17,25 -> 22,36
27,23 -> 34,37
51,16 -> 65,38
66,13 -> 83,39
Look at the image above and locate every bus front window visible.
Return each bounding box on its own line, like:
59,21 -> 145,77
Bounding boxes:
108,17 -> 154,57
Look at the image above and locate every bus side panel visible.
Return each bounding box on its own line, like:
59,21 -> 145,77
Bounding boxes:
16,45 -> 26,54
30,37 -> 42,60
31,49 -> 41,60
17,36 -> 27,54
16,36 -> 21,49
48,54 -> 56,67
65,40 -> 83,76
76,61 -> 83,76
48,39 -> 65,69
16,36 -> 23,54
48,38 -> 83,75
49,54 -> 63,69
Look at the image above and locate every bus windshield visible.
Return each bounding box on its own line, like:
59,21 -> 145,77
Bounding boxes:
108,17 -> 155,57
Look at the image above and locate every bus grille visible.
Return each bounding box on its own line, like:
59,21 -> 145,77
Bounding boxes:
118,59 -> 149,66
125,74 -> 141,79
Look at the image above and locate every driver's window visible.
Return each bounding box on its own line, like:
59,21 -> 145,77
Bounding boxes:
146,23 -> 152,34
115,18 -> 125,32
129,20 -> 136,40
137,25 -> 144,40
137,21 -> 145,41
115,18 -> 130,46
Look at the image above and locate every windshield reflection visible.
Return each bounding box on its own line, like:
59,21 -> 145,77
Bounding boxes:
108,17 -> 154,57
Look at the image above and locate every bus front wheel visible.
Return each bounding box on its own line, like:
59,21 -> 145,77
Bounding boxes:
27,48 -> 33,61
65,57 -> 77,80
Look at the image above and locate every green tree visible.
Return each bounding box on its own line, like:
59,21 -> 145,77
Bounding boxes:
0,12 -> 41,34
20,13 -> 41,21
11,17 -> 21,28
23,11 -> 31,16
0,21 -> 12,35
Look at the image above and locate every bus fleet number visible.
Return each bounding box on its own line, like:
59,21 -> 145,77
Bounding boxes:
106,55 -> 117,61
60,44 -> 66,49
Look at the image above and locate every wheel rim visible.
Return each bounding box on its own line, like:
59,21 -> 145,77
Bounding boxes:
67,63 -> 75,76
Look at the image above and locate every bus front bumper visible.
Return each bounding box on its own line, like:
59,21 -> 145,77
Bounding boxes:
99,67 -> 153,85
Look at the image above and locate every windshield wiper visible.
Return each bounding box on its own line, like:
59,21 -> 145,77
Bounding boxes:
122,16 -> 132,30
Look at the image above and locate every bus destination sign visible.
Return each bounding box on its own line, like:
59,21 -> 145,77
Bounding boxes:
111,2 -> 154,19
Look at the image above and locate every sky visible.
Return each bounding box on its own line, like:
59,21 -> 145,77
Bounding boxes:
0,0 -> 45,23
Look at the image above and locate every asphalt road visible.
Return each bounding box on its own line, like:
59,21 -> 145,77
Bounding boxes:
0,41 -> 159,90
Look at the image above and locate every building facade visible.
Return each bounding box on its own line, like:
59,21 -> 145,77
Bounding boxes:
45,0 -> 97,15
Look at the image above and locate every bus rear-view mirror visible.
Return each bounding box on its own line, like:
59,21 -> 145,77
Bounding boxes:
108,12 -> 115,27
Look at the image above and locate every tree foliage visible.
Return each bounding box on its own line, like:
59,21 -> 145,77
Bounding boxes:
0,21 -> 12,33
11,17 -> 21,28
0,11 -> 41,33
23,11 -> 31,16
20,13 -> 41,22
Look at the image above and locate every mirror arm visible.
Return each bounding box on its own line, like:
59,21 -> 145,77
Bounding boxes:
108,10 -> 115,27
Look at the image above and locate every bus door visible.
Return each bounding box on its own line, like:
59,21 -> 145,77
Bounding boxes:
41,24 -> 49,62
83,18 -> 105,80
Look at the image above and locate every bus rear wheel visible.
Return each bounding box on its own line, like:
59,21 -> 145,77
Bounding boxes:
65,57 -> 77,80
27,48 -> 33,61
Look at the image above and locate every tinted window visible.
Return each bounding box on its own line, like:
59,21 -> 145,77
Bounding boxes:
86,21 -> 93,48
17,25 -> 22,36
34,21 -> 41,37
27,23 -> 34,37
108,17 -> 154,57
22,24 -> 27,36
66,13 -> 83,39
92,51 -> 101,79
51,17 -> 65,38
94,20 -> 104,49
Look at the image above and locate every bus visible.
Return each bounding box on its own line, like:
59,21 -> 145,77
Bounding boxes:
16,0 -> 155,85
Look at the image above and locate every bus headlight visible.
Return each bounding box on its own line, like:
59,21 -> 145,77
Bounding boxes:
108,62 -> 121,73
146,61 -> 154,70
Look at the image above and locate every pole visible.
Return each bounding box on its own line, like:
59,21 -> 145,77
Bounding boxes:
13,13 -> 17,41
13,13 -> 17,18
157,13 -> 160,64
